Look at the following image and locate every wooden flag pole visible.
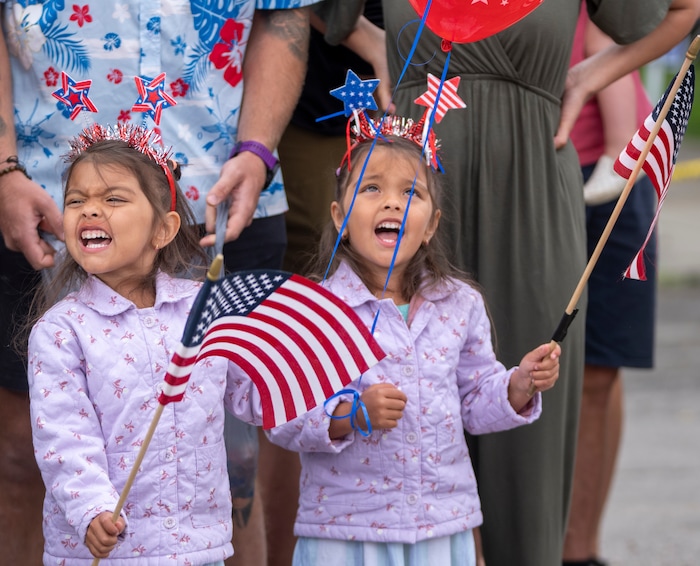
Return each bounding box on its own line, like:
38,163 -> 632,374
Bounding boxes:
90,256 -> 223,565
90,405 -> 164,566
528,35 -> 700,396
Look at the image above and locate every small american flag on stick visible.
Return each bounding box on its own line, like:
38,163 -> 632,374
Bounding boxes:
614,64 -> 695,280
159,255 -> 386,429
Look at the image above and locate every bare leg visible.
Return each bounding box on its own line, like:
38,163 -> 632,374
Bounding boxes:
0,388 -> 45,565
563,365 -> 621,561
257,430 -> 301,566
473,526 -> 487,566
592,374 -> 623,554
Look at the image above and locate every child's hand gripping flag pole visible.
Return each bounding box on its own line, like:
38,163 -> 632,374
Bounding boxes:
91,254 -> 386,564
527,35 -> 698,396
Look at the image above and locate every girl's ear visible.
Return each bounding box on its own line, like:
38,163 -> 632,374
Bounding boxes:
330,201 -> 346,235
423,208 -> 441,245
152,211 -> 181,250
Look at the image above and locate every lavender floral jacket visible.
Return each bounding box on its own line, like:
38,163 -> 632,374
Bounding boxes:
28,273 -> 262,565
268,262 -> 542,543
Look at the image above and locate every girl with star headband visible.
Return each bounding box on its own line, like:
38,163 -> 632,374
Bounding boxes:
266,131 -> 561,566
23,124 -> 267,565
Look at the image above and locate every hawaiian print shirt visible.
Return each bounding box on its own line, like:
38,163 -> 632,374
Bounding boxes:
2,0 -> 318,223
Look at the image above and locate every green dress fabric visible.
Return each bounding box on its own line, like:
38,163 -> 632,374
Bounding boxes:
382,1 -> 671,565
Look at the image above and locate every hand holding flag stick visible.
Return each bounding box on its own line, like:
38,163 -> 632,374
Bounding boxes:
88,258 -> 223,566
528,35 -> 699,396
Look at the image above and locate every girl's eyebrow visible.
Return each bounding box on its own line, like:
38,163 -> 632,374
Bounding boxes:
65,185 -> 139,196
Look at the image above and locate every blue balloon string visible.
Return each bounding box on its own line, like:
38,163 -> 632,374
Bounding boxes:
324,388 -> 373,437
315,110 -> 346,122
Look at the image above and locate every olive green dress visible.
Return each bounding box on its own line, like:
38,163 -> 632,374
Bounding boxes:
382,1 -> 672,565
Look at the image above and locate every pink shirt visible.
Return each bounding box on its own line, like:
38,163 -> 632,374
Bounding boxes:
569,7 -> 652,167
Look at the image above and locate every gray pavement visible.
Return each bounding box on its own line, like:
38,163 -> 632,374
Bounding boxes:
599,138 -> 700,565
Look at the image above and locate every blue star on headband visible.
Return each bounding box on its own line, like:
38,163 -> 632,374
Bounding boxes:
52,72 -> 98,121
330,69 -> 379,117
132,72 -> 177,125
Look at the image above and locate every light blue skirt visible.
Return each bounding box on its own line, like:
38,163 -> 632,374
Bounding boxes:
293,530 -> 475,566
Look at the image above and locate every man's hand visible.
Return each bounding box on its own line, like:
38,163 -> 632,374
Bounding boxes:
0,173 -> 63,269
201,150 -> 268,247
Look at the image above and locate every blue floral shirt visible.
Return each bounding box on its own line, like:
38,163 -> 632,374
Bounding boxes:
2,0 -> 317,222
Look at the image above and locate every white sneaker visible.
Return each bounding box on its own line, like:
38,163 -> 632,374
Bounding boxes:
583,154 -> 627,206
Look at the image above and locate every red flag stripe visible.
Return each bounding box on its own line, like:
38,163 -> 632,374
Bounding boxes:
276,279 -> 384,368
202,339 -> 301,429
211,349 -> 277,429
200,321 -> 323,410
248,308 -> 342,402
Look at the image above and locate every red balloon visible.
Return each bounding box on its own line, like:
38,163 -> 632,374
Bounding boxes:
407,0 -> 544,44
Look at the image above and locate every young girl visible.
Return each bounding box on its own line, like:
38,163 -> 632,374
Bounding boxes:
26,124 -> 263,565
268,122 -> 561,566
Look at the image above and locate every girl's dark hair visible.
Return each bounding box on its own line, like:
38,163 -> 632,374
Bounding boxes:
307,136 -> 475,301
31,139 -> 208,319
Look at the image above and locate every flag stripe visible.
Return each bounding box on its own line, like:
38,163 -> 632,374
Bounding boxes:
200,321 -> 319,412
247,308 -> 344,399
280,277 -> 384,367
261,299 -> 352,386
204,340 -> 294,429
209,348 -> 277,429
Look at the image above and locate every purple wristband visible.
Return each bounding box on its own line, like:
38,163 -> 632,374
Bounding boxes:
230,140 -> 278,171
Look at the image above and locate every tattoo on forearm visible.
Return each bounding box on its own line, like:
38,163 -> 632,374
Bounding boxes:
266,9 -> 310,62
232,495 -> 254,529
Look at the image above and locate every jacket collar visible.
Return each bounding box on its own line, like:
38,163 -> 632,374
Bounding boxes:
75,272 -> 200,316
324,261 -> 458,308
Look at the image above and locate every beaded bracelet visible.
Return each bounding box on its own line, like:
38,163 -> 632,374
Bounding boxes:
0,156 -> 32,179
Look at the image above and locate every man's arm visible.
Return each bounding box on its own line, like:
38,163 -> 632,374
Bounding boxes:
0,15 -> 62,269
202,7 -> 310,246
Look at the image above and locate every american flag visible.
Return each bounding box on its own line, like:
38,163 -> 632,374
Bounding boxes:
158,269 -> 386,429
613,64 -> 695,280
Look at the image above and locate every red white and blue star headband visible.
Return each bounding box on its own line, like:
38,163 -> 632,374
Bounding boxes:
327,69 -> 466,171
65,123 -> 178,212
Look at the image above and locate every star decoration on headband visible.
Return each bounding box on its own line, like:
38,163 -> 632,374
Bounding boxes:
330,69 -> 379,117
52,72 -> 98,121
132,72 -> 177,125
414,73 -> 466,123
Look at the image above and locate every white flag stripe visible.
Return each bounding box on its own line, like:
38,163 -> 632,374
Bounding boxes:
160,379 -> 188,400
202,329 -> 306,411
646,124 -> 672,186
265,295 -> 366,377
283,279 -> 381,364
203,315 -> 329,404
199,337 -> 302,425
173,343 -> 201,360
162,363 -> 193,380
253,304 -> 351,385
